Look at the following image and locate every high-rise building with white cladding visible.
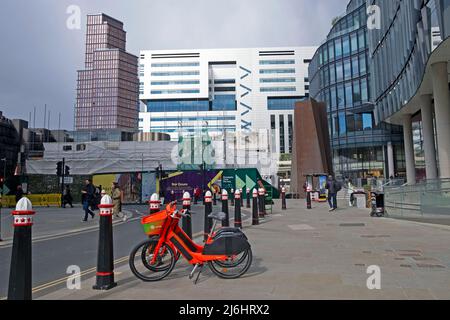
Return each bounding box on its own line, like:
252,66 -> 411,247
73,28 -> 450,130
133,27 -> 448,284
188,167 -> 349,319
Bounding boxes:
138,47 -> 317,159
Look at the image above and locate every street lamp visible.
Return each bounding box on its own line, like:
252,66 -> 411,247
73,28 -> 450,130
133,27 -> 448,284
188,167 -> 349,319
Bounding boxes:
0,157 -> 7,241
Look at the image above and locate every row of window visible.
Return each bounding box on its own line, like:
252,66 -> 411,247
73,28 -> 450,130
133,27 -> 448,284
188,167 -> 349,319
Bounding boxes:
331,112 -> 374,136
151,89 -> 200,94
260,87 -> 296,93
147,99 -> 210,112
259,60 -> 295,65
151,80 -> 200,86
260,78 -> 296,83
316,53 -> 367,88
322,77 -> 369,111
151,62 -> 199,68
148,116 -> 236,122
151,71 -> 200,76
260,69 -> 295,74
268,97 -> 303,110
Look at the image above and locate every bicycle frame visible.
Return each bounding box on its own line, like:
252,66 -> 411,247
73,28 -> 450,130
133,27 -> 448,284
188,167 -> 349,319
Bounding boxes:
149,204 -> 230,265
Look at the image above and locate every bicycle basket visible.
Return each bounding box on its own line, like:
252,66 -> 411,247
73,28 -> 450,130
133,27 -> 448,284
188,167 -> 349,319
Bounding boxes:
141,210 -> 168,236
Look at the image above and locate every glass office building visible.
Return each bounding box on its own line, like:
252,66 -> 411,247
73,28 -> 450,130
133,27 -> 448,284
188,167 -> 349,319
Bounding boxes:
309,0 -> 404,181
368,0 -> 450,182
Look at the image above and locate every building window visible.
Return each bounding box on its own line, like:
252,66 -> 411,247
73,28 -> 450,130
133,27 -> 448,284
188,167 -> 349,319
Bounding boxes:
151,89 -> 200,94
151,71 -> 200,76
259,60 -> 295,65
260,87 -> 296,93
259,69 -> 295,74
212,95 -> 236,111
260,78 -> 296,83
151,62 -> 200,67
151,80 -> 200,85
267,97 -> 303,110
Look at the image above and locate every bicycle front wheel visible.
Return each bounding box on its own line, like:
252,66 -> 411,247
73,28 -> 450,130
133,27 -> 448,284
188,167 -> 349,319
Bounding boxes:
130,239 -> 176,282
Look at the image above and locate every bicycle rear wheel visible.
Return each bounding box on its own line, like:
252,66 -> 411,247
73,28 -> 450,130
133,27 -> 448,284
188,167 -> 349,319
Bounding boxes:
130,239 -> 176,282
208,248 -> 253,279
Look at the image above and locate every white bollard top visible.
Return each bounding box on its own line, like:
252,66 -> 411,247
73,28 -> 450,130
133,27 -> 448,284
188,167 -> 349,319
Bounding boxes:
247,188 -> 250,193
183,191 -> 191,200
282,187 -> 286,193
15,197 -> 33,212
150,193 -> 159,202
222,189 -> 228,196
235,189 -> 241,195
101,194 -> 113,205
253,189 -> 258,197
205,191 -> 212,197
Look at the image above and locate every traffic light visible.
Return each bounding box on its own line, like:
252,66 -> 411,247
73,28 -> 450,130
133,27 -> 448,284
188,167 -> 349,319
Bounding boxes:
65,165 -> 70,176
56,161 -> 63,176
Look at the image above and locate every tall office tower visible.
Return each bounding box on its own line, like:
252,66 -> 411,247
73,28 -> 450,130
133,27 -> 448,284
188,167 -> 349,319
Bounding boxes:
75,14 -> 139,131
309,0 -> 404,181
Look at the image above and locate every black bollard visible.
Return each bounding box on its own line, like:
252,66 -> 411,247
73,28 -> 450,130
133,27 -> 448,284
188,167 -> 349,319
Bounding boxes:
204,191 -> 213,241
246,188 -> 251,208
281,187 -> 287,210
182,192 -> 192,239
8,197 -> 35,300
149,193 -> 160,214
93,195 -> 117,291
234,190 -> 242,229
306,191 -> 312,209
221,189 -> 229,227
240,189 -> 244,208
258,188 -> 266,218
252,189 -> 259,225
230,189 -> 235,207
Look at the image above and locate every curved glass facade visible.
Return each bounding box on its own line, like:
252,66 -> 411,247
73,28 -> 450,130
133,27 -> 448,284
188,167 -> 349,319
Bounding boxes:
309,0 -> 404,180
368,0 -> 450,123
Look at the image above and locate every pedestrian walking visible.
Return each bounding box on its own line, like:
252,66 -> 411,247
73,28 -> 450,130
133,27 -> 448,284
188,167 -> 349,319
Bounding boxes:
62,185 -> 74,208
15,185 -> 24,203
81,179 -> 95,222
325,175 -> 341,212
112,182 -> 126,222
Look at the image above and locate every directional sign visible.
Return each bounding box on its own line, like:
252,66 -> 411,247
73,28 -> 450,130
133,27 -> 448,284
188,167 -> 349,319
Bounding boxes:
0,185 -> 10,195
60,177 -> 74,184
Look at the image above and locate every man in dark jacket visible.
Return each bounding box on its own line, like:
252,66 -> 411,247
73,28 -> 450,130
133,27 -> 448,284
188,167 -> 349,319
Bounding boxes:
325,175 -> 340,212
15,185 -> 24,203
81,179 -> 95,222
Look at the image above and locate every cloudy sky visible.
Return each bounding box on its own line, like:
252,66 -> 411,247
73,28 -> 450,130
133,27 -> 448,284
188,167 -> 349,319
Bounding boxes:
0,0 -> 348,130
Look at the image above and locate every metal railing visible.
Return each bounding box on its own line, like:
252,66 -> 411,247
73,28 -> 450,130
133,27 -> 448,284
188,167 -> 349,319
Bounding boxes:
384,179 -> 450,218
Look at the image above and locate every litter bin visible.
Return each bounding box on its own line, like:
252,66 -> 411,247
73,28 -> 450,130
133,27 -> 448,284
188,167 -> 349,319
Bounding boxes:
354,192 -> 367,209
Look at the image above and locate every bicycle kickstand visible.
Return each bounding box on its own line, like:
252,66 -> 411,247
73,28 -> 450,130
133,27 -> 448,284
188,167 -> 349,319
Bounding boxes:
193,265 -> 204,285
189,263 -> 204,284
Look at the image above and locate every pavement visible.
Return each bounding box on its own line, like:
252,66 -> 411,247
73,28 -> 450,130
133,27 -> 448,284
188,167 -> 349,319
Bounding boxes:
36,200 -> 450,300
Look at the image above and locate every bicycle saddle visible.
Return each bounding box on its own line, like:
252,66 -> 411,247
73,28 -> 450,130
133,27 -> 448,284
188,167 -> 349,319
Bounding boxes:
208,212 -> 226,222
